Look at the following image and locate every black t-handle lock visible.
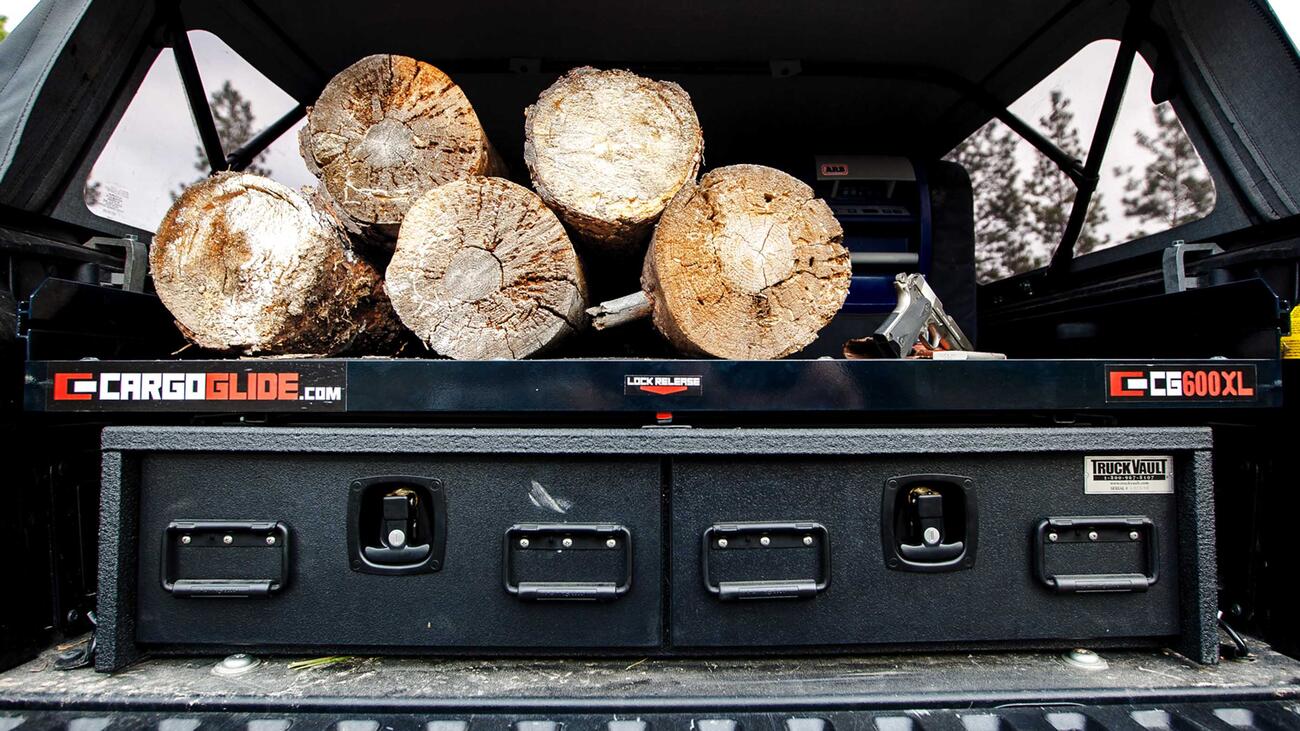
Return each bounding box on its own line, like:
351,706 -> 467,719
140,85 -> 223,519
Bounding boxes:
899,488 -> 964,563
365,493 -> 432,566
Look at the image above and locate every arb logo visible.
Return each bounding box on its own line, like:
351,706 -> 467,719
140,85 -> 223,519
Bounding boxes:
820,163 -> 849,177
1106,365 -> 1256,401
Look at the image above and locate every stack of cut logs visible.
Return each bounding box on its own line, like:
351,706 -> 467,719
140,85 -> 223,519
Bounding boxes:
152,55 -> 851,360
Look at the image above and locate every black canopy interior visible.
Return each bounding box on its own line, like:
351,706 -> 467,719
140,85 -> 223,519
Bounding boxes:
179,0 -> 1123,174
4,0 -> 1297,271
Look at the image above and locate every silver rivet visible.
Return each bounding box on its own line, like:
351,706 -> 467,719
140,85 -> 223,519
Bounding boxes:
1129,531 -> 1140,541
1048,532 -> 1058,542
1088,531 -> 1099,541
803,536 -> 813,546
760,536 -> 771,546
717,538 -> 728,548
387,529 -> 406,548
923,526 -> 941,546
606,538 -> 617,548
213,653 -> 260,676
222,535 -> 233,544
181,535 -> 192,544
519,538 -> 529,548
1062,647 -> 1107,671
562,537 -> 573,548
265,536 -> 276,545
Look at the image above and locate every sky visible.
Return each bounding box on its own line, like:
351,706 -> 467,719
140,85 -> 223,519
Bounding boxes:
1,0 -> 1299,238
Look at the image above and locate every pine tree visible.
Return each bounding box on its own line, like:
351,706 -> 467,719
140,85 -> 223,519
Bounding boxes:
176,81 -> 270,197
1022,90 -> 1111,257
1115,102 -> 1214,237
944,121 -> 1029,281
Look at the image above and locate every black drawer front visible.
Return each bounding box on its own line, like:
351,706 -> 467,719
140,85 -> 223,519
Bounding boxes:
134,454 -> 663,648
669,454 -> 1181,647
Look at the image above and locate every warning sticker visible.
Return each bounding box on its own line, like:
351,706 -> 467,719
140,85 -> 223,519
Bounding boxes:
1084,455 -> 1174,494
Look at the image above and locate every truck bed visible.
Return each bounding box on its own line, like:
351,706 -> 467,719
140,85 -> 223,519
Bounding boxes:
4,638 -> 1299,714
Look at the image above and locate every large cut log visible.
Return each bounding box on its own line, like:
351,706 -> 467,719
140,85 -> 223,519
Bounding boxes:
593,164 -> 850,359
151,172 -> 401,355
524,67 -> 703,253
299,54 -> 505,241
386,176 -> 587,360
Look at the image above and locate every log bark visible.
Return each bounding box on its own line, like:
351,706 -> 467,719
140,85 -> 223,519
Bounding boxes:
151,172 -> 402,355
524,67 -> 703,254
299,54 -> 506,242
640,164 -> 851,359
386,176 -> 587,360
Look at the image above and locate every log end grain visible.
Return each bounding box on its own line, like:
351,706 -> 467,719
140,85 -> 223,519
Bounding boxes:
151,172 -> 399,355
301,54 -> 497,231
524,67 -> 703,251
386,176 -> 588,360
643,164 -> 850,360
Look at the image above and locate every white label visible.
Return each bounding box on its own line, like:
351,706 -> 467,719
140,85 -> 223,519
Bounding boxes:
1084,455 -> 1175,494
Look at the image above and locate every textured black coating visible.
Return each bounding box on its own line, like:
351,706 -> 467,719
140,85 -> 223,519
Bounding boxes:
96,426 -> 1216,670
101,426 -> 1213,454
131,455 -> 662,650
1181,450 -> 1219,663
670,454 -> 1182,648
96,450 -> 140,672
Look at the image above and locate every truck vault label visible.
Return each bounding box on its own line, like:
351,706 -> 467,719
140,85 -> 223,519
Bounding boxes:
45,361 -> 346,412
1084,455 -> 1174,494
624,375 -> 703,396
1105,365 -> 1256,402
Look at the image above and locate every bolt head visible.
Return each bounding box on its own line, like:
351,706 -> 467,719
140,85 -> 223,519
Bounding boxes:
760,536 -> 771,546
1088,531 -> 1099,541
212,652 -> 261,676
265,536 -> 276,545
1063,648 -> 1105,669
519,538 -> 530,548
606,538 -> 617,549
803,536 -> 814,546
561,537 -> 573,548
1048,532 -> 1058,542
181,535 -> 192,544
222,535 -> 233,545
1129,531 -> 1140,541
717,538 -> 728,548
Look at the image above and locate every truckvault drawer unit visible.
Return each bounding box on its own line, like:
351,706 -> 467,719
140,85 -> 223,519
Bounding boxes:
95,426 -> 1216,671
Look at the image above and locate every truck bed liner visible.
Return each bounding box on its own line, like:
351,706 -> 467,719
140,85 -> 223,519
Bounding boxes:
3,640 -> 1299,712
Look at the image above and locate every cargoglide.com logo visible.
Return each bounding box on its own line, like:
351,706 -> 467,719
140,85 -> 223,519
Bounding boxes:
46,362 -> 346,411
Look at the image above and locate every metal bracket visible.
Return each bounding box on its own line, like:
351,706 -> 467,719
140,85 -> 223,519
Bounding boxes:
1162,241 -> 1224,293
84,235 -> 148,292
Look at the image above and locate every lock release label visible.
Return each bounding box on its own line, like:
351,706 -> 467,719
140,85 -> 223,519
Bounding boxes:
1084,455 -> 1174,495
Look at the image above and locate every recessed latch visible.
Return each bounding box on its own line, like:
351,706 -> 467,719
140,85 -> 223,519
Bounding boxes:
882,474 -> 978,573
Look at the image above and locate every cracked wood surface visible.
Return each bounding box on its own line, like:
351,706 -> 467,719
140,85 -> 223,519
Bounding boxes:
300,54 -> 505,242
151,173 -> 401,355
642,165 -> 851,359
386,176 -> 588,360
524,67 -> 703,254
